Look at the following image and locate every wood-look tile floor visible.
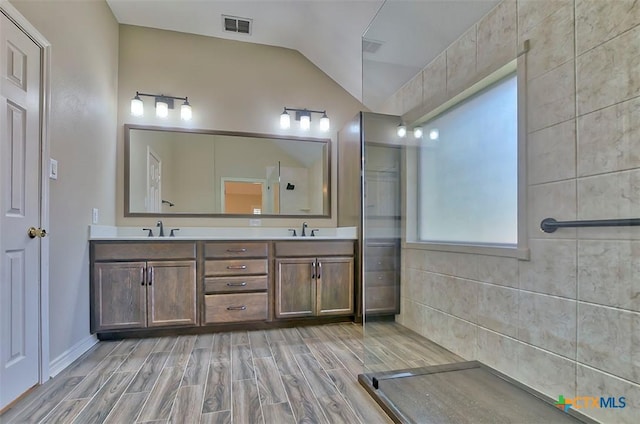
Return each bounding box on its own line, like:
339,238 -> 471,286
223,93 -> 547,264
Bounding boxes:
1,322 -> 462,424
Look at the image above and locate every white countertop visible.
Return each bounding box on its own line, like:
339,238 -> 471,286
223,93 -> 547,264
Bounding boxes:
89,225 -> 358,240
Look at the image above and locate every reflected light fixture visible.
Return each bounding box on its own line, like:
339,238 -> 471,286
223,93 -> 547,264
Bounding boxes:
397,123 -> 407,138
280,107 -> 330,131
280,108 -> 291,129
413,127 -> 423,139
429,128 -> 439,140
130,91 -> 192,121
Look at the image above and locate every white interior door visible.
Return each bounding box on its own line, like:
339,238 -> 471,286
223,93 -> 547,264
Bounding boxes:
0,11 -> 43,410
146,147 -> 161,212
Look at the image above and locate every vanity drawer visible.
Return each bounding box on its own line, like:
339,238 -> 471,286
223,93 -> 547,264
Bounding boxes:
205,275 -> 268,294
205,242 -> 268,259
275,241 -> 354,257
205,259 -> 268,276
204,293 -> 268,323
93,242 -> 196,261
365,255 -> 396,271
365,271 -> 397,287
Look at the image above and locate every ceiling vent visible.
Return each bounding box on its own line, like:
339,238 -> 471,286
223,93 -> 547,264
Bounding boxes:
362,38 -> 384,54
222,15 -> 252,35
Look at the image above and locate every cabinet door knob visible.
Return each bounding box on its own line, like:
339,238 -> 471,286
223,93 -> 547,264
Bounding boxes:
317,261 -> 322,279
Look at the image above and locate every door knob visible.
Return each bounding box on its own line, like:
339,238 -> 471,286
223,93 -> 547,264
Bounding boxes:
27,227 -> 47,238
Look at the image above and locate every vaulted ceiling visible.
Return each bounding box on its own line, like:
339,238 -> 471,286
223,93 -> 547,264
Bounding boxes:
106,0 -> 499,109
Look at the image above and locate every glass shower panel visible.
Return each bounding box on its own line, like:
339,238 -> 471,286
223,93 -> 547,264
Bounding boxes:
361,112 -> 403,375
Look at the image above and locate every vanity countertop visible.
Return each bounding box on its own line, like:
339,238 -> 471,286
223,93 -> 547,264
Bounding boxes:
89,225 -> 357,241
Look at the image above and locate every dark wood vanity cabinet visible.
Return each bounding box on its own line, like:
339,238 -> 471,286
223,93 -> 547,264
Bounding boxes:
90,242 -> 197,333
274,241 -> 354,319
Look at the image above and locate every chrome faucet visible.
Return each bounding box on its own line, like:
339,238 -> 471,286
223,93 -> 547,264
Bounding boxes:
156,220 -> 164,237
301,222 -> 308,237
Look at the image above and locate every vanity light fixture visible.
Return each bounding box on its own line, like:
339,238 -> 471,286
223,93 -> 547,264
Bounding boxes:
429,128 -> 439,140
280,107 -> 330,131
397,123 -> 407,138
413,127 -> 423,139
130,91 -> 192,121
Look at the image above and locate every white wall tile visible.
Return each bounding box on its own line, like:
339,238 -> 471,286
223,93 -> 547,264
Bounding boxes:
477,0 -> 517,75
577,169 -> 640,220
475,254 -> 519,288
477,328 -> 519,377
527,59 -> 575,133
478,284 -> 519,337
421,52 -> 447,114
446,25 -> 477,97
576,0 -> 640,55
576,365 -> 640,424
517,342 -> 576,399
519,239 -> 577,298
520,1 -> 574,81
577,97 -> 640,177
528,180 -> 577,239
576,25 -> 640,116
577,303 -> 640,384
518,0 -> 573,38
401,72 -> 423,115
527,120 -> 576,185
518,292 -> 577,358
578,240 -> 640,312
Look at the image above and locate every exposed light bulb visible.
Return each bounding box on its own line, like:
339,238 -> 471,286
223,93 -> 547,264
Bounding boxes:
155,100 -> 169,118
280,110 -> 291,129
131,95 -> 143,116
300,114 -> 311,130
319,112 -> 330,131
413,127 -> 423,139
397,124 -> 406,138
429,128 -> 439,140
180,100 -> 192,121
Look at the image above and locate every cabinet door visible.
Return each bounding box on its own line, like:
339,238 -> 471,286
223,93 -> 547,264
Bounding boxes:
147,260 -> 197,327
93,262 -> 146,331
275,258 -> 315,318
317,257 -> 354,316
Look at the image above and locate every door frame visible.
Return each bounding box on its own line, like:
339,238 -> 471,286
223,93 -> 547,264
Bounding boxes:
1,0 -> 52,384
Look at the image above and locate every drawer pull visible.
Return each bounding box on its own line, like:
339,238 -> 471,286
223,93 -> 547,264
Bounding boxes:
226,305 -> 247,311
226,265 -> 247,270
226,282 -> 247,287
226,248 -> 247,253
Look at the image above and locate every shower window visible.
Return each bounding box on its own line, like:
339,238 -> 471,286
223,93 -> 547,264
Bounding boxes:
417,71 -> 519,247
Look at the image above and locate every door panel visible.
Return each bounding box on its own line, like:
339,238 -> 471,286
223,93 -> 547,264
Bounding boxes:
93,262 -> 147,331
147,261 -> 196,327
275,258 -> 315,318
0,11 -> 42,409
317,257 -> 354,316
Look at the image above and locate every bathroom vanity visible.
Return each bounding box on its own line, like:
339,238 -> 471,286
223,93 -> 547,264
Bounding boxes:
89,228 -> 357,338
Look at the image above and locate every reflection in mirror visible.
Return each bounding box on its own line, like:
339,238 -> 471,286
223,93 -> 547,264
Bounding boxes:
125,125 -> 330,217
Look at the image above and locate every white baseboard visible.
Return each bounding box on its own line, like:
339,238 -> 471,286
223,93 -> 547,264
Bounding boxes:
48,334 -> 98,377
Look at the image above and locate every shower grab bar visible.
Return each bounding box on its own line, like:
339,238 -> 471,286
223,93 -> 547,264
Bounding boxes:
540,217 -> 640,233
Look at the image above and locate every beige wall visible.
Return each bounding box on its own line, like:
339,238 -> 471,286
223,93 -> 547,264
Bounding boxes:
10,0 -> 119,362
117,24 -> 364,228
378,1 -> 640,423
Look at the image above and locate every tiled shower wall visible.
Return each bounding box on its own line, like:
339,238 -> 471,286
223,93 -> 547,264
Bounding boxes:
377,1 -> 640,423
